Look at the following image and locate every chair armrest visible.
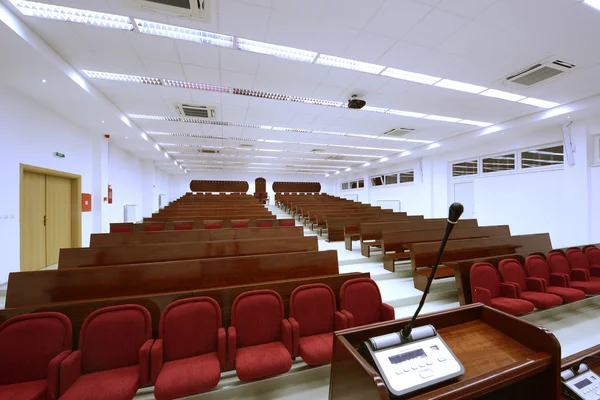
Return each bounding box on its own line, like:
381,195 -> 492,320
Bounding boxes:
282,319 -> 293,355
60,350 -> 82,396
139,339 -> 153,387
380,303 -> 395,322
526,277 -> 547,293
591,265 -> 600,277
228,326 -> 237,369
550,273 -> 569,287
500,282 -> 519,298
472,287 -> 492,306
572,268 -> 590,281
217,328 -> 226,371
150,339 -> 163,386
334,311 -> 348,330
47,350 -> 71,400
289,317 -> 300,357
341,310 -> 354,328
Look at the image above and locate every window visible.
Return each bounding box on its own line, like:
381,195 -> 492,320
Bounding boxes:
350,181 -> 358,189
341,182 -> 349,190
385,173 -> 398,185
370,176 -> 383,187
452,160 -> 478,177
521,145 -> 564,169
482,153 -> 515,173
358,179 -> 364,188
400,170 -> 415,183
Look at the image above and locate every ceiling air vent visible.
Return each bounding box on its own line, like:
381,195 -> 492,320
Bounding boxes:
126,0 -> 208,21
504,59 -> 575,88
383,128 -> 415,137
175,103 -> 217,119
197,149 -> 220,154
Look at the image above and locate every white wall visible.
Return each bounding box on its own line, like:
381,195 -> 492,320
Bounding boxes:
0,85 -> 168,283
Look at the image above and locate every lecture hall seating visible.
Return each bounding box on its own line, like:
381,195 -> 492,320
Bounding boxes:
524,255 -> 586,303
339,278 -> 395,327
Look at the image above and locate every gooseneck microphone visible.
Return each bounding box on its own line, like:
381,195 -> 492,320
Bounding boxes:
400,202 -> 464,341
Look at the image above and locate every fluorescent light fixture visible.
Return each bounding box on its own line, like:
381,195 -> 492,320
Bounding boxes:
381,68 -> 441,85
173,161 -> 178,166
386,109 -> 427,118
135,19 -> 233,47
128,114 -> 165,120
405,139 -> 434,144
272,127 -> 287,131
345,168 -> 351,172
434,79 -> 487,94
264,140 -> 284,143
83,70 -> 161,85
363,162 -> 371,167
400,151 -> 411,157
518,98 -> 560,108
258,149 -> 283,152
236,38 -> 317,62
361,106 -> 389,113
458,120 -> 494,127
427,143 -> 441,150
140,133 -> 149,141
10,0 -> 133,29
315,54 -> 385,74
292,97 -> 345,107
380,157 -> 388,163
480,89 -> 525,102
260,125 -> 273,129
335,171 -> 340,175
480,126 -> 503,136
154,144 -> 161,151
325,174 -> 330,177
425,115 -> 461,123
164,152 -> 169,159
164,80 -> 229,92
583,0 -> 600,11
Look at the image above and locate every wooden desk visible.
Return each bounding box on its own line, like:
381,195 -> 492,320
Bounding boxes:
561,345 -> 600,399
329,304 -> 561,399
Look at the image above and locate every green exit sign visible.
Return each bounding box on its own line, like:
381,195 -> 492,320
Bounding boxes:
53,152 -> 65,158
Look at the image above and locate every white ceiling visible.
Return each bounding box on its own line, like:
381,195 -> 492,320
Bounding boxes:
3,0 -> 600,175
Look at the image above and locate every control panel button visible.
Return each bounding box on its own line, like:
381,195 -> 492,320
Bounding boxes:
419,369 -> 434,379
438,356 -> 447,362
403,364 -> 410,372
595,391 -> 600,396
426,359 -> 433,365
419,361 -> 426,367
395,365 -> 402,375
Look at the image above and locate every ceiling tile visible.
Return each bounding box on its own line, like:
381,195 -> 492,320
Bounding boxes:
376,40 -> 431,69
220,48 -> 261,75
308,25 -> 361,55
175,40 -> 221,69
128,33 -> 179,63
220,70 -> 255,89
402,9 -> 468,48
343,32 -> 396,64
435,0 -> 497,19
435,21 -> 500,56
182,64 -> 222,85
365,1 -> 432,40
219,0 -> 271,40
140,59 -> 186,80
319,68 -> 361,89
320,0 -> 385,30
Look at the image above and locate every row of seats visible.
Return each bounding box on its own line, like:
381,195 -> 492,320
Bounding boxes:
471,246 -> 600,316
0,278 -> 394,400
110,219 -> 296,233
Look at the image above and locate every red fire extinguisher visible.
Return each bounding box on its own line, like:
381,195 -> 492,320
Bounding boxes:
107,185 -> 113,204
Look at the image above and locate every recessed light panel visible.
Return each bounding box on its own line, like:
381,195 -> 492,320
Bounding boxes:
480,89 -> 525,102
135,19 -> 234,48
236,38 -> 317,62
518,98 -> 560,108
315,54 -> 385,74
381,68 -> 441,85
435,79 -> 487,94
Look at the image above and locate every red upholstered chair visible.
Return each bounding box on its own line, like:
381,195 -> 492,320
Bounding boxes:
339,278 -> 395,327
59,305 -> 153,400
232,220 -> 249,229
228,290 -> 292,381
203,221 -> 222,230
110,224 -> 132,233
151,298 -> 225,400
0,313 -> 72,400
173,222 -> 193,231
470,262 -> 534,316
567,248 -> 600,281
257,220 -> 274,228
289,284 -> 348,366
585,246 -> 600,271
547,251 -> 600,294
143,224 -> 163,232
280,219 -> 295,227
498,258 -> 562,309
524,255 -> 586,303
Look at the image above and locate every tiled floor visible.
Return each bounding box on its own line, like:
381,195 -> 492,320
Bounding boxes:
3,205 -> 599,399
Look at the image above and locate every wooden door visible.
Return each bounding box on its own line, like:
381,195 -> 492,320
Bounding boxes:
22,171 -> 47,271
45,175 -> 72,266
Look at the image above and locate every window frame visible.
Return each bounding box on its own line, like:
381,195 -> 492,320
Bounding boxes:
519,143 -> 565,172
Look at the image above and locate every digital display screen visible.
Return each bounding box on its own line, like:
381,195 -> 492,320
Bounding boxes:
430,345 -> 439,351
389,348 -> 426,364
575,378 -> 592,389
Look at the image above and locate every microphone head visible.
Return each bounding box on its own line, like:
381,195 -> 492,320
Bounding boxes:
448,202 -> 464,223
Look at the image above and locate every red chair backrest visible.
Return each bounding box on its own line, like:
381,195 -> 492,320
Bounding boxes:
111,225 -> 132,233
585,247 -> 600,265
470,262 -> 501,299
290,284 -> 336,337
79,305 -> 151,374
143,225 -> 163,232
258,221 -> 274,228
231,290 -> 284,348
498,258 -> 527,292
232,222 -> 248,229
524,255 -> 551,285
174,223 -> 193,231
204,223 -> 221,230
546,251 -> 571,276
159,297 -> 221,362
566,248 -> 590,272
0,312 -> 72,385
340,278 -> 383,326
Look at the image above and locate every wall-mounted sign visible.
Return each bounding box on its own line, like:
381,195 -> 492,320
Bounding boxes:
53,152 -> 65,158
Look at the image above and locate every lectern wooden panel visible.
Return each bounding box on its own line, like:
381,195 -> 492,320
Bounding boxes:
329,304 -> 561,399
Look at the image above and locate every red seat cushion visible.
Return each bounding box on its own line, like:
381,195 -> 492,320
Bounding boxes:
232,222 -> 248,228
143,225 -> 163,232
204,224 -> 221,230
60,365 -> 139,400
490,298 -> 534,316
519,291 -> 562,309
298,332 -> 333,366
174,224 -> 193,231
111,226 -> 131,233
546,286 -> 586,303
280,220 -> 295,227
568,280 -> 600,294
258,221 -> 274,228
154,353 -> 220,400
235,342 -> 292,381
0,379 -> 47,400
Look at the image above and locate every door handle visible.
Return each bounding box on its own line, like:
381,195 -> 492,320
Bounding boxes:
44,215 -> 47,226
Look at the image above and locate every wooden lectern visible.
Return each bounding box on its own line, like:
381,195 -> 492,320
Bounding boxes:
329,304 -> 561,399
